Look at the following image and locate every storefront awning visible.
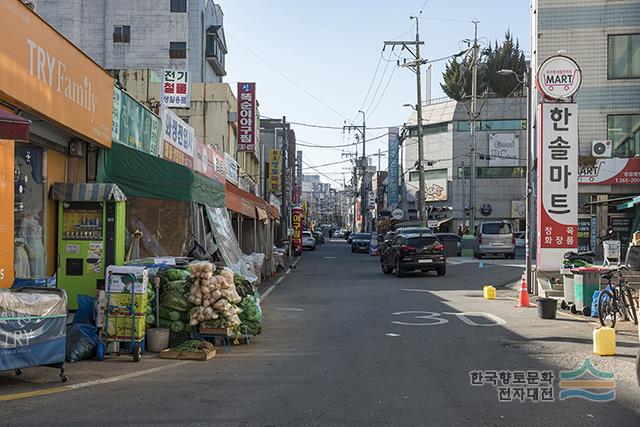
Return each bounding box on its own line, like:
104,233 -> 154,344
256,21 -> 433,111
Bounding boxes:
225,182 -> 280,220
97,143 -> 225,207
256,206 -> 268,222
0,108 -> 30,141
51,183 -> 127,202
617,196 -> 640,211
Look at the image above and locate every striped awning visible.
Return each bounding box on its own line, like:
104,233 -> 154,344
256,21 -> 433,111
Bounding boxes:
50,183 -> 127,202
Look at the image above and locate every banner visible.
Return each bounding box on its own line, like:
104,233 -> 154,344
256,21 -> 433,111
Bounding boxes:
488,133 -> 519,166
578,158 -> 640,185
161,69 -> 190,108
387,127 -> 399,207
292,206 -> 302,255
112,86 -> 160,156
425,178 -> 448,202
537,103 -> 578,270
193,139 -> 216,180
237,82 -> 256,151
224,153 -> 239,185
511,200 -> 526,219
269,149 -> 281,193
0,140 -> 14,288
212,148 -> 225,184
160,107 -> 195,168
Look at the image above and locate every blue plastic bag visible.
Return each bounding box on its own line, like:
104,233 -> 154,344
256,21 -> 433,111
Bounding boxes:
591,290 -> 601,318
65,324 -> 99,362
73,295 -> 95,325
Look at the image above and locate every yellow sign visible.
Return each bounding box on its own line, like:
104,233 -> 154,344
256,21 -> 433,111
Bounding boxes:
0,140 -> 14,288
269,149 -> 281,192
0,0 -> 114,147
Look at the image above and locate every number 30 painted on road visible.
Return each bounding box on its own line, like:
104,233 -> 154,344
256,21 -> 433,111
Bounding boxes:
391,311 -> 506,327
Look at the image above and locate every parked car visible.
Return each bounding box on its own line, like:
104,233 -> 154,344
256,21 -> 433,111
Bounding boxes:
314,231 -> 325,245
302,231 -> 316,251
474,221 -> 515,259
345,231 -> 353,244
351,233 -> 371,253
514,231 -> 525,248
435,233 -> 462,257
379,231 -> 397,256
381,232 -> 446,277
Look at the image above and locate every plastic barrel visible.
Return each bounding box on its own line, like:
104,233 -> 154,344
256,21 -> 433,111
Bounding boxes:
537,298 -> 557,320
146,328 -> 170,352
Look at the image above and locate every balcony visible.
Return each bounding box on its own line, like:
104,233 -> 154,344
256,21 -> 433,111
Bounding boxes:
205,33 -> 226,76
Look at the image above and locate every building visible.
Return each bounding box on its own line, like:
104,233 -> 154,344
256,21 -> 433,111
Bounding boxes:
532,0 -> 640,256
401,97 -> 527,233
32,0 -> 227,83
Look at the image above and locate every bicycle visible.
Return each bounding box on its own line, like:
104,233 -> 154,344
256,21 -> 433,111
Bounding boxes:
597,267 -> 638,328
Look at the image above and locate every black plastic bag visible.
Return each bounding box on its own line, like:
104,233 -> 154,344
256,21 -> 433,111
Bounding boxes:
65,324 -> 99,363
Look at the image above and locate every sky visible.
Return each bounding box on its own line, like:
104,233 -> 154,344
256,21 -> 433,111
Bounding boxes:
219,0 -> 531,188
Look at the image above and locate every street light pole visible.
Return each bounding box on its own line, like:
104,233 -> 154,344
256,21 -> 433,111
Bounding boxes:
469,20 -> 479,235
413,16 -> 426,225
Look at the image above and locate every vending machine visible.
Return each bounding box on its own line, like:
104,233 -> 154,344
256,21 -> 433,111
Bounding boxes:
52,183 -> 127,310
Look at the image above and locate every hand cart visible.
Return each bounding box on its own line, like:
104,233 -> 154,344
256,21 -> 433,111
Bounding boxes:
97,270 -> 147,362
0,287 -> 68,382
603,240 -> 621,266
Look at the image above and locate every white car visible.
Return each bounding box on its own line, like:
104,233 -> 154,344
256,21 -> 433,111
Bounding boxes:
302,231 -> 316,251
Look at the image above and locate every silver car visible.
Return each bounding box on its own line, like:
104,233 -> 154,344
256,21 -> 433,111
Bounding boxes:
475,221 -> 515,259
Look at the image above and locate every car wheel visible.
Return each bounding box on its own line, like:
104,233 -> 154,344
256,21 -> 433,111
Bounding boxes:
395,260 -> 404,278
437,265 -> 446,276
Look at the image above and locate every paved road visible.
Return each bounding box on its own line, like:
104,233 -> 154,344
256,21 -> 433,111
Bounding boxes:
3,240 -> 640,426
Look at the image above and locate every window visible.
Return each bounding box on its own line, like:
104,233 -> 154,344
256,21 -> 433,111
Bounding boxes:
170,0 -> 187,12
113,25 -> 130,43
406,122 -> 449,137
408,169 -> 447,182
608,114 -> 640,158
457,120 -> 526,132
169,42 -> 187,59
608,34 -> 640,79
457,167 -> 526,179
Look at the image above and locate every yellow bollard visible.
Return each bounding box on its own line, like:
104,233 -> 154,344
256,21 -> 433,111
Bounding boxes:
593,327 -> 616,356
483,285 -> 496,300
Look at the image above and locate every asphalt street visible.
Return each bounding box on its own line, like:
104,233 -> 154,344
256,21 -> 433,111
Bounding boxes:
3,240 -> 640,426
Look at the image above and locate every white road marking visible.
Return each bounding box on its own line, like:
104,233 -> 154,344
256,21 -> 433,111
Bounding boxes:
323,256 -> 337,259
385,333 -> 400,337
276,307 -> 303,312
442,311 -> 507,326
401,288 -> 432,293
391,311 -> 449,326
261,284 -> 277,300
68,361 -> 190,390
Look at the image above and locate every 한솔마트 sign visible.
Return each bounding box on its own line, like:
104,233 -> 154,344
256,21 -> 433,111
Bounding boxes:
536,55 -> 582,101
537,103 -> 578,270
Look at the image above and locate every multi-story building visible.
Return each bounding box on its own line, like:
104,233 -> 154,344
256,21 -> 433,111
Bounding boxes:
532,0 -> 640,255
32,0 -> 227,82
401,97 -> 527,233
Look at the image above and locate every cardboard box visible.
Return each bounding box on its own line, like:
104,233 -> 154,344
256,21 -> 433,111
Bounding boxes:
106,313 -> 146,341
106,265 -> 148,294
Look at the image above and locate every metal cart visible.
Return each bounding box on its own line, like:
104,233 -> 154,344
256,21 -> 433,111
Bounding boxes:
0,287 -> 68,382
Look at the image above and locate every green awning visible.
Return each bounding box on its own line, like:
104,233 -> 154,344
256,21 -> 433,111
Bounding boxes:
617,196 -> 640,211
97,143 -> 225,208
51,183 -> 127,202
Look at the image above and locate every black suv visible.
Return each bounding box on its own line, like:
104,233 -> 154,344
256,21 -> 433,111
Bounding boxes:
380,232 -> 446,277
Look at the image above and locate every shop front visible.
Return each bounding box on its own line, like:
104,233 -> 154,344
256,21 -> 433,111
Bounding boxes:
0,0 -> 114,287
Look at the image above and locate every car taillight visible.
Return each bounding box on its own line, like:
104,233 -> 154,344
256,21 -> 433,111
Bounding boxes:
433,243 -> 444,252
401,245 -> 416,252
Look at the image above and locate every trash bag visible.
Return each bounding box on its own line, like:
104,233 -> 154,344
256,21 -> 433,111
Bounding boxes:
73,295 -> 96,325
591,290 -> 601,318
66,324 -> 99,363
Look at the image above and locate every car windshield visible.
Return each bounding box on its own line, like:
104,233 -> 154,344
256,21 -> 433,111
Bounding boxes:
406,236 -> 438,247
302,232 -> 312,237
482,223 -> 512,234
354,233 -> 371,240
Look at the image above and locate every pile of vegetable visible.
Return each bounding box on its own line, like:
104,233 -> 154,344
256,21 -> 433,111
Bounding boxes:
157,268 -> 191,334
232,274 -> 264,336
170,339 -> 214,353
145,285 -> 156,326
187,262 -> 242,331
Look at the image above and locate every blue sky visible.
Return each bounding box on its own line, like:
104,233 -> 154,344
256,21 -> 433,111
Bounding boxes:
219,0 -> 531,187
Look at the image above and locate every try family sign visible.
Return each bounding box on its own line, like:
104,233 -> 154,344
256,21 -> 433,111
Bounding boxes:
536,55 -> 582,101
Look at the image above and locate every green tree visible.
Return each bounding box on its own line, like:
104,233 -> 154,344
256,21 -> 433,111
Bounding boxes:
486,31 -> 527,97
440,50 -> 488,102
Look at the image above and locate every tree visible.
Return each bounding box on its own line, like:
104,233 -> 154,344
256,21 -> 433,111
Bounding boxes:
486,31 -> 527,97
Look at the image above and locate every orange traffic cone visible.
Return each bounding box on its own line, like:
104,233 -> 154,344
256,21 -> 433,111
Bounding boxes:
516,274 -> 532,308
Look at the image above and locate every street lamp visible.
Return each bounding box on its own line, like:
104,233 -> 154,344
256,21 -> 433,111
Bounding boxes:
497,67 -> 534,294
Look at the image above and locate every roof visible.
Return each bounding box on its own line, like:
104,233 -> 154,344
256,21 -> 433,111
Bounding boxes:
405,100 -> 458,126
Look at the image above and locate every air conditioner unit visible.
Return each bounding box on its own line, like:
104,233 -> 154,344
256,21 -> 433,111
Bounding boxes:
592,140 -> 612,158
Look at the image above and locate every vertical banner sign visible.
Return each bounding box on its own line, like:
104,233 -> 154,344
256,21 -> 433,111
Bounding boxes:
162,70 -> 190,108
387,127 -> 399,207
224,153 -> 239,185
537,103 -> 579,270
292,206 -> 303,255
269,149 -> 281,193
237,82 -> 256,151
0,141 -> 14,288
161,107 -> 195,168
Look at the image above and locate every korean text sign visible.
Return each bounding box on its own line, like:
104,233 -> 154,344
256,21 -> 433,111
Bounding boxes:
269,149 -> 281,193
537,103 -> 578,270
237,82 -> 256,151
160,107 -> 194,168
292,207 -> 302,254
162,70 -> 189,108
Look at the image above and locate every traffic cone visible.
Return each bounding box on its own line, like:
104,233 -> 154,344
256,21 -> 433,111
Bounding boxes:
516,274 -> 532,308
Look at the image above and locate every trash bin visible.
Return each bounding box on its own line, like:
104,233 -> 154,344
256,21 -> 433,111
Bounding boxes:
573,267 -> 602,314
537,298 -> 557,319
560,268 -> 575,304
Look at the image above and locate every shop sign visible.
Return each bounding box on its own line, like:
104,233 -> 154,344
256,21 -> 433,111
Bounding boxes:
426,178 -> 448,202
237,82 -> 256,151
388,127 -> 400,207
577,218 -> 591,252
292,206 -> 302,254
160,107 -> 194,168
212,148 -> 225,183
537,103 -> 578,271
224,153 -> 239,185
536,55 -> 582,101
511,200 -> 526,219
578,158 -> 640,185
161,69 -> 189,108
0,0 -> 114,147
0,140 -> 14,288
193,139 -> 216,180
488,133 -> 518,167
296,150 -> 303,182
269,149 -> 281,193
112,86 -> 160,156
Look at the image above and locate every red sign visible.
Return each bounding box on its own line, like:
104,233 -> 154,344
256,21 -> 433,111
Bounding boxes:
292,206 -> 302,255
578,158 -> 640,185
193,139 -> 214,180
237,82 -> 256,151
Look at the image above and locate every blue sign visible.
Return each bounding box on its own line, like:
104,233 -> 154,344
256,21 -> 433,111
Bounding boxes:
387,127 -> 400,207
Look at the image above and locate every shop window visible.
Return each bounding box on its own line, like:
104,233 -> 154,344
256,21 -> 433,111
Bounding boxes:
607,114 -> 640,158
457,167 -> 525,179
608,34 -> 640,79
408,169 -> 447,182
14,143 -> 46,279
457,120 -> 526,132
113,25 -> 130,43
169,42 -> 187,59
170,0 -> 187,12
405,122 -> 450,138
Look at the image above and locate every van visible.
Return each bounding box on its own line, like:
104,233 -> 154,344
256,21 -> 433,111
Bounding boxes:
475,221 -> 515,259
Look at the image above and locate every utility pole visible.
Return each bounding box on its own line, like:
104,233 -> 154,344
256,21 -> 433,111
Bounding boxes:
344,111 -> 367,232
385,16 -> 427,224
280,116 -> 288,244
469,20 -> 480,235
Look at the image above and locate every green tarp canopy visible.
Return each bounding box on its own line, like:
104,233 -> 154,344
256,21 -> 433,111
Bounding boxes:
97,142 -> 225,208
